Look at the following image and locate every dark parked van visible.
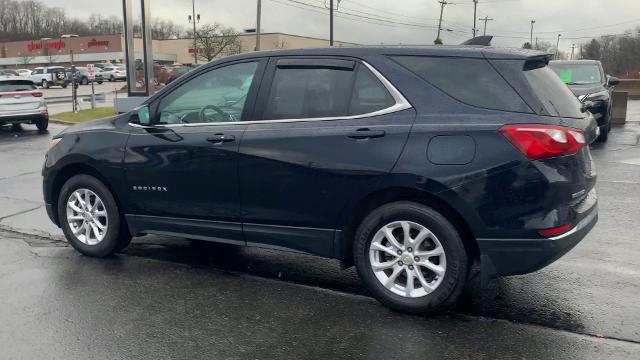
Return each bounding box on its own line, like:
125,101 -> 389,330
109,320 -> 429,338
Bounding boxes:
43,46 -> 598,314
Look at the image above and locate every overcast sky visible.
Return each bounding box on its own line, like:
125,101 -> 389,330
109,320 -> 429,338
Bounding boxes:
45,0 -> 639,51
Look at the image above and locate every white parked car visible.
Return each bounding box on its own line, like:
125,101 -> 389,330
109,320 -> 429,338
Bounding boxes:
28,66 -> 70,88
99,65 -> 127,82
16,69 -> 32,77
0,77 -> 48,131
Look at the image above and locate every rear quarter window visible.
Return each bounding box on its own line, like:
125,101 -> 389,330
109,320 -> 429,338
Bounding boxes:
392,56 -> 532,113
0,81 -> 37,92
523,64 -> 584,118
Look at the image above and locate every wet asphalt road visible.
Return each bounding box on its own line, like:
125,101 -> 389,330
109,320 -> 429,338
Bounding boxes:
1,115 -> 639,359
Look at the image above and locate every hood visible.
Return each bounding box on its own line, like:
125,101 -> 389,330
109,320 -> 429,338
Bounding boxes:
54,115 -> 120,138
566,83 -> 606,97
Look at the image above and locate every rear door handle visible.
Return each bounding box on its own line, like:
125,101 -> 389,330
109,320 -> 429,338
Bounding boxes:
347,128 -> 386,139
206,134 -> 235,144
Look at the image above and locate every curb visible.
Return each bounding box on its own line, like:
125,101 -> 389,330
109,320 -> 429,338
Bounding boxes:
49,119 -> 75,125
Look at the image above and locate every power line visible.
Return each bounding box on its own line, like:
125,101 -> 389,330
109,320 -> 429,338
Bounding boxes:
267,0 -> 460,32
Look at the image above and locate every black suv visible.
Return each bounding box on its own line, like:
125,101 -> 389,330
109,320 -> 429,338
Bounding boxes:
549,60 -> 620,142
43,47 -> 598,314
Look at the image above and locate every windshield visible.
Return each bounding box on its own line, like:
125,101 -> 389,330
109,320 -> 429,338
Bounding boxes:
0,80 -> 37,92
549,63 -> 602,85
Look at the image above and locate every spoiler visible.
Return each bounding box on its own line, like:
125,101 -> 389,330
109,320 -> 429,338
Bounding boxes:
460,36 -> 493,46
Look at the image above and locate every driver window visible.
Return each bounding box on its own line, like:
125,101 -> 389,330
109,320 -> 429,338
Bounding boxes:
156,61 -> 258,125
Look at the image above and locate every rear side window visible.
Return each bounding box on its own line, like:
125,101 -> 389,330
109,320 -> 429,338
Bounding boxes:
0,80 -> 37,92
263,66 -> 354,120
392,56 -> 532,113
262,61 -> 396,120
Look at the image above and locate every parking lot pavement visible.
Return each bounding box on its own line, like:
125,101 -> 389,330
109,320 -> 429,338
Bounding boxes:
1,111 -> 639,358
40,81 -> 126,98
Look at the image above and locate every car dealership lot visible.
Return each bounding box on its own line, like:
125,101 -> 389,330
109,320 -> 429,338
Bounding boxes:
0,110 -> 639,358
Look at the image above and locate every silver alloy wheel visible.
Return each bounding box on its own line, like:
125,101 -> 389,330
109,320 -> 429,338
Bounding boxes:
369,221 -> 446,298
66,188 -> 108,245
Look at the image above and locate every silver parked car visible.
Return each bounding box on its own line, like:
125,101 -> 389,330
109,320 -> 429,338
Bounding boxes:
0,77 -> 48,131
99,65 -> 127,82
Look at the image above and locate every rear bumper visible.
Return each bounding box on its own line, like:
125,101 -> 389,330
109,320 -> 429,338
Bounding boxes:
0,112 -> 48,124
477,203 -> 597,284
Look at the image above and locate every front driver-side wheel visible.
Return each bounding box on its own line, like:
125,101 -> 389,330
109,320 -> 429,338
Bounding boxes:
58,174 -> 131,257
354,201 -> 468,314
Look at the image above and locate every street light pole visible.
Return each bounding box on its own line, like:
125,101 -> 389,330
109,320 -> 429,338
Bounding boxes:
256,0 -> 262,51
555,34 -> 561,59
330,0 -> 334,46
189,0 -> 199,64
472,0 -> 478,37
530,20 -> 535,45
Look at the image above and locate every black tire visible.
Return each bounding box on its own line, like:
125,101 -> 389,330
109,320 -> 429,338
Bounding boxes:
109,75 -> 115,82
354,201 -> 468,314
36,118 -> 48,131
61,82 -> 68,89
97,80 -> 103,85
41,79 -> 49,89
81,77 -> 89,85
58,174 -> 131,257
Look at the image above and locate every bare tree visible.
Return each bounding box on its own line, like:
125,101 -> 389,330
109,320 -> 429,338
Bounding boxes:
192,23 -> 242,62
18,52 -> 34,66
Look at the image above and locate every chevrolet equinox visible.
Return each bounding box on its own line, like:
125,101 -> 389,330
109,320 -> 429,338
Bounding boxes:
43,47 -> 598,314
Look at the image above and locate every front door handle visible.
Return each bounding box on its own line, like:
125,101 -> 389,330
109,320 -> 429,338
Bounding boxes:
347,128 -> 386,140
206,134 -> 235,144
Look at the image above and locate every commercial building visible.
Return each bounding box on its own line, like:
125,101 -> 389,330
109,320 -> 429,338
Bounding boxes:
0,33 -> 356,68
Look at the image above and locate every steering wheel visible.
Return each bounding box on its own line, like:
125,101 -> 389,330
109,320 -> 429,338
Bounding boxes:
199,104 -> 231,123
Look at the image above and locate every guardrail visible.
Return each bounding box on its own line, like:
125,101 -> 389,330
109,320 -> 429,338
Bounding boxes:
45,93 -> 107,104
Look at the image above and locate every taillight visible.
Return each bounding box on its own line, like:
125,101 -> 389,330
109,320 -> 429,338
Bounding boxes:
32,92 -> 43,97
500,124 -> 586,160
539,223 -> 573,237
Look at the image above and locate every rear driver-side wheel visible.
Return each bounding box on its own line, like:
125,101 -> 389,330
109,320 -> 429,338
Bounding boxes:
354,201 -> 468,314
58,175 -> 131,257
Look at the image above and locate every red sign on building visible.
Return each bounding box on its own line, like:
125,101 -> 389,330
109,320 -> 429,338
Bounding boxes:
88,38 -> 110,48
26,39 -> 66,52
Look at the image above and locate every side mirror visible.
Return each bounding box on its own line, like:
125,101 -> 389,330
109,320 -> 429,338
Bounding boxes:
607,76 -> 620,87
581,100 -> 598,113
130,106 -> 151,126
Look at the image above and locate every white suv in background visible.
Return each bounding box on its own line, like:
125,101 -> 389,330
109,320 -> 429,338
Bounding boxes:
28,67 -> 69,89
0,77 -> 48,130
99,65 -> 127,82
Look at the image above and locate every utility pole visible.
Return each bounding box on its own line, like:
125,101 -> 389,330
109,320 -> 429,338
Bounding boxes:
570,43 -> 577,60
555,34 -> 561,59
478,16 -> 493,36
256,0 -> 262,50
188,0 -> 200,64
330,0 -> 334,46
436,0 -> 449,42
530,20 -> 535,45
472,0 -> 478,37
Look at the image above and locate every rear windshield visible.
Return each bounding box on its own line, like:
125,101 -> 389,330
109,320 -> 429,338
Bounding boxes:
523,64 -> 584,118
391,56 -> 532,113
549,63 -> 602,85
0,80 -> 37,92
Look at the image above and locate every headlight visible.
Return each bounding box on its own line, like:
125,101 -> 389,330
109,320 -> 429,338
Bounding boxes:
48,138 -> 61,150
